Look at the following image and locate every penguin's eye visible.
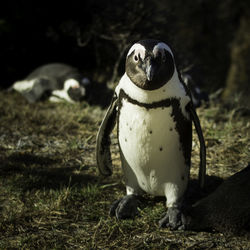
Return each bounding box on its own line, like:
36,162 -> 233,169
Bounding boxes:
162,54 -> 166,62
156,51 -> 166,63
162,50 -> 168,62
134,55 -> 139,62
155,50 -> 166,63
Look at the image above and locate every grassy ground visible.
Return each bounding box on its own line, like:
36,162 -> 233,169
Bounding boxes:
0,90 -> 249,249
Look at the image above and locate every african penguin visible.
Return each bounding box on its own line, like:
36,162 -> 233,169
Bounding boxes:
181,72 -> 209,108
96,39 -> 206,230
11,63 -> 90,103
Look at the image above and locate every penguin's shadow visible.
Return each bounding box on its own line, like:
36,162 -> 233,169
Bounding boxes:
185,176 -> 223,205
140,176 -> 223,209
0,152 -> 97,192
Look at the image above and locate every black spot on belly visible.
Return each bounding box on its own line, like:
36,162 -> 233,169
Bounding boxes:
149,130 -> 153,134
159,146 -> 163,151
169,127 -> 173,131
181,175 -> 185,181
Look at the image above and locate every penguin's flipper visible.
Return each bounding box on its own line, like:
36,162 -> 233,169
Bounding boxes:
187,103 -> 206,189
96,94 -> 118,176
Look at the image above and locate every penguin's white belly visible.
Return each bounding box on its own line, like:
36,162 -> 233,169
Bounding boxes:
118,100 -> 188,196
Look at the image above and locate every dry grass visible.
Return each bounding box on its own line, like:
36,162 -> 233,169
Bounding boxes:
0,90 -> 249,249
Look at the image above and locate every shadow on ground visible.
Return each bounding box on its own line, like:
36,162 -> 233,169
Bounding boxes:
0,152 -> 98,192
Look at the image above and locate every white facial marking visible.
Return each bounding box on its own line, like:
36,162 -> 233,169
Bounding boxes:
64,79 -> 80,90
51,89 -> 75,103
127,43 -> 146,60
153,42 -> 173,58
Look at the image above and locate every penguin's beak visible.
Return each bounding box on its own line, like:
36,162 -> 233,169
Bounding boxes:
146,65 -> 154,81
145,59 -> 156,81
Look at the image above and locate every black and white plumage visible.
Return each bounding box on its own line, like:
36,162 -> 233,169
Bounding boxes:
96,40 -> 206,229
11,63 -> 90,103
181,72 -> 209,108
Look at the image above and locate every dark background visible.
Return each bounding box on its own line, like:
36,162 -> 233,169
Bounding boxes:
0,0 -> 249,105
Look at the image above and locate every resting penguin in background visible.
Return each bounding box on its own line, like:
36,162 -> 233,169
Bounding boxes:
96,39 -> 206,230
181,73 -> 209,108
11,63 -> 90,103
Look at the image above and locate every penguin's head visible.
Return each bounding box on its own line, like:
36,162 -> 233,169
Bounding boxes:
64,78 -> 86,102
126,39 -> 175,90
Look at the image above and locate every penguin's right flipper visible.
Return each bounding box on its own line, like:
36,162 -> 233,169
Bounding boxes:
187,103 -> 206,189
96,94 -> 118,176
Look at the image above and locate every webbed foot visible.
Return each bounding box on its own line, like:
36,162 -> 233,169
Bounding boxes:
109,194 -> 139,220
159,207 -> 186,230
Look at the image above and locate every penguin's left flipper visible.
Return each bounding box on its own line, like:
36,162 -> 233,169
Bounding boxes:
159,207 -> 187,230
96,94 -> 118,176
109,195 -> 139,220
186,103 -> 206,189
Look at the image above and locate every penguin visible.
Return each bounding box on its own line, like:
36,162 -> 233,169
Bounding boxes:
181,72 -> 209,108
187,164 -> 250,233
11,63 -> 90,103
96,39 -> 206,230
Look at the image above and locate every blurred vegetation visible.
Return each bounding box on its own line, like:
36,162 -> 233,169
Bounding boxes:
0,0 -> 250,106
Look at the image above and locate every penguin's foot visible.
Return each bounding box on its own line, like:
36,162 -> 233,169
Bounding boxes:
109,194 -> 139,220
158,207 -> 186,230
